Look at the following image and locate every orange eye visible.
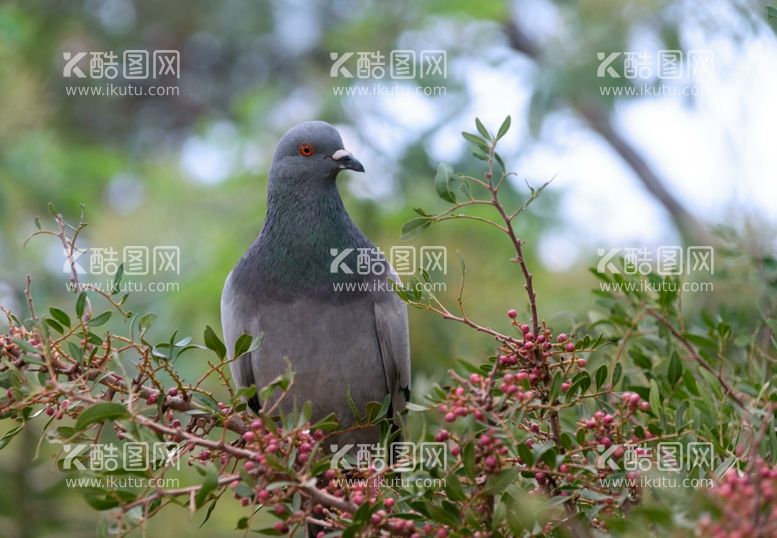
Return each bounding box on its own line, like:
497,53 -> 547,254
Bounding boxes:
298,143 -> 315,156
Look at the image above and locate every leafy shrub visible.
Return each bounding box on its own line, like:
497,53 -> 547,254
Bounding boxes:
1,119 -> 775,537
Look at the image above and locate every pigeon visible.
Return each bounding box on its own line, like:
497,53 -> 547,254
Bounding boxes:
221,121 -> 411,444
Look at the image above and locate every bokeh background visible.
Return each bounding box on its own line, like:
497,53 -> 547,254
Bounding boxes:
1,0 -> 776,536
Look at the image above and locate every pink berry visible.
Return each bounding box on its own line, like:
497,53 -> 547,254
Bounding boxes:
385,497 -> 395,508
507,309 -> 517,319
243,431 -> 255,443
168,387 -> 178,397
469,374 -> 481,383
565,342 -> 575,352
146,392 -> 158,404
244,460 -> 255,471
561,382 -> 571,392
557,333 -> 568,342
444,412 -> 456,423
577,359 -> 587,367
520,324 -> 530,333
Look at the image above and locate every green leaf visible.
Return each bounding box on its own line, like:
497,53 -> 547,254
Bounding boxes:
494,152 -> 505,170
649,379 -> 661,417
548,371 -> 562,403
345,385 -> 361,419
0,425 -> 23,449
11,338 -> 38,355
45,319 -> 64,334
475,118 -> 491,140
434,162 -> 456,203
461,131 -> 487,147
668,352 -> 683,385
611,362 -> 623,388
310,412 -> 339,432
203,325 -> 226,359
461,442 -> 476,477
138,313 -> 157,336
565,371 -> 591,401
400,217 -> 431,240
74,402 -> 129,431
496,116 -> 511,140
49,307 -> 71,328
444,472 -> 467,501
75,292 -> 87,318
483,468 -> 518,495
517,442 -> 534,466
595,365 -> 608,390
194,462 -> 219,508
89,311 -> 112,327
111,263 -> 125,295
233,333 -> 263,359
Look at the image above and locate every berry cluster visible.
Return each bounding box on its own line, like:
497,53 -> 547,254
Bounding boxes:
699,460 -> 777,537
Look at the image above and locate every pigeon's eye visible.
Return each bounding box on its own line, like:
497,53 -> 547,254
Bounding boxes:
298,143 -> 315,157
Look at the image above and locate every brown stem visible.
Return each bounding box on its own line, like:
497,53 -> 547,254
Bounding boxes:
645,308 -> 747,409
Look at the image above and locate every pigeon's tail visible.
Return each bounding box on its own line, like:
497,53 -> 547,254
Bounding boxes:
247,393 -> 261,413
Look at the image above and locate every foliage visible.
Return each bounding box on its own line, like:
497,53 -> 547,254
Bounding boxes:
1,119 -> 776,537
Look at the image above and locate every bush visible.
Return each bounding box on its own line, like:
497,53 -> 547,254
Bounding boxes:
1,119 -> 775,537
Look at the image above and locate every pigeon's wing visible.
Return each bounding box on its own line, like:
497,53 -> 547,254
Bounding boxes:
373,272 -> 411,420
221,271 -> 261,411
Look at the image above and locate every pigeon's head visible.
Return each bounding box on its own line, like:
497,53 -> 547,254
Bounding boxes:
269,121 -> 364,184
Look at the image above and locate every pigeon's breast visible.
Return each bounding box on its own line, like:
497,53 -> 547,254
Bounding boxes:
247,296 -> 388,427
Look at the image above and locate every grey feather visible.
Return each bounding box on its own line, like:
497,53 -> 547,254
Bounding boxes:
220,121 -> 410,445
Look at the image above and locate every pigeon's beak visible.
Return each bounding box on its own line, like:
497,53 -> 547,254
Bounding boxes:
330,149 -> 365,173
